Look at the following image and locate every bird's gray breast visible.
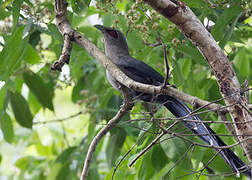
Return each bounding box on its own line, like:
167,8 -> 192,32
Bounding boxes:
106,70 -> 121,91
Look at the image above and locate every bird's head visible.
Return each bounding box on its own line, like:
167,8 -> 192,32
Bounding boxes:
94,25 -> 129,59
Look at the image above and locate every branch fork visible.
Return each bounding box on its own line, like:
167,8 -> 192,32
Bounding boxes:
53,0 -> 252,178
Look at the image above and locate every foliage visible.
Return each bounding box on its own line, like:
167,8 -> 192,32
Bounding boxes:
0,0 -> 252,179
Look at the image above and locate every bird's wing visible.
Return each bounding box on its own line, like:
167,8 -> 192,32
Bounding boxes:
114,56 -> 251,177
115,56 -> 165,86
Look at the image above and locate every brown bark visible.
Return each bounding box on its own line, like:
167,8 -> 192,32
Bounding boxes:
143,0 -> 252,170
54,0 -> 252,177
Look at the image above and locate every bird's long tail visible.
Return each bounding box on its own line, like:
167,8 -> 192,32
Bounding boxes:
161,96 -> 251,178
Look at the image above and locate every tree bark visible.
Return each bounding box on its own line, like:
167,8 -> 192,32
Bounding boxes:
143,0 -> 252,170
54,0 -> 252,176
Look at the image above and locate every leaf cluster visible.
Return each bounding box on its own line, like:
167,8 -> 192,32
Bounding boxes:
0,0 -> 251,179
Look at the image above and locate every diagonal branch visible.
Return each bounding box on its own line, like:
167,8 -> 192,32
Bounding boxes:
142,0 -> 252,170
53,0 -> 252,115
80,86 -> 133,180
53,0 -> 252,177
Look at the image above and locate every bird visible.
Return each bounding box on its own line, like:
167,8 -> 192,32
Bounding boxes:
94,24 -> 251,178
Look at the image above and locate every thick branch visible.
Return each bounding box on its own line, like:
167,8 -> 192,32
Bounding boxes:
53,0 -> 252,116
54,0 -> 252,176
142,0 -> 252,170
53,0 -> 231,114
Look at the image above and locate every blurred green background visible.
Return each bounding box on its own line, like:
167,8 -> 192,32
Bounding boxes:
0,0 -> 252,179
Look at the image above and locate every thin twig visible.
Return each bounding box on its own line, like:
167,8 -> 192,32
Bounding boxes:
243,80 -> 249,104
80,87 -> 133,180
165,144 -> 194,176
129,121 -> 178,167
166,131 -> 252,149
162,44 -> 170,87
151,116 -> 167,133
196,150 -> 220,180
240,103 -> 252,117
111,133 -> 146,179
217,112 -> 236,138
143,0 -> 252,169
143,42 -> 162,47
34,111 -> 82,125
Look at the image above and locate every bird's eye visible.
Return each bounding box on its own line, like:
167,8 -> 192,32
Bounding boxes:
107,30 -> 118,39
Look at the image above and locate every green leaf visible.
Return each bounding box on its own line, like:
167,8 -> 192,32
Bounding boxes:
212,6 -> 243,41
0,26 -> 27,80
15,156 -> 44,170
0,84 -> 7,110
46,163 -> 63,180
171,59 -> 184,87
55,161 -> 71,180
233,48 -> 250,77
105,160 -> 128,180
23,44 -> 41,64
181,58 -> 192,78
12,0 -> 23,28
87,122 -> 95,144
71,0 -> 91,14
28,91 -> 42,114
138,149 -> 155,179
87,164 -> 100,180
116,0 -> 128,12
102,13 -> 115,27
182,0 -> 204,8
232,26 -> 252,42
219,11 -> 242,48
47,24 -> 63,42
9,91 -> 33,128
71,76 -> 86,103
28,30 -> 41,48
35,143 -> 52,156
0,113 -> 14,143
69,46 -> 89,79
103,95 -> 122,120
127,31 -> 145,50
160,135 -> 192,170
0,5 -> 11,20
14,76 -> 23,92
106,127 -> 126,168
177,44 -> 207,66
23,70 -> 54,111
150,162 -> 174,180
151,145 -> 168,171
56,146 -> 77,163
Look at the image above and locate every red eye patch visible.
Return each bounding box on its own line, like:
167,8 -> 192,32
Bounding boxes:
107,30 -> 118,39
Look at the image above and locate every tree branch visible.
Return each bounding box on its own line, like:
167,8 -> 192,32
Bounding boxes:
129,121 -> 178,167
54,0 -> 252,176
53,0 -> 252,115
143,0 -> 252,171
52,0 -> 230,113
80,86 -> 133,180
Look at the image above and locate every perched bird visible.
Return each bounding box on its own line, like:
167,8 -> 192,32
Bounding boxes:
95,24 -> 251,178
